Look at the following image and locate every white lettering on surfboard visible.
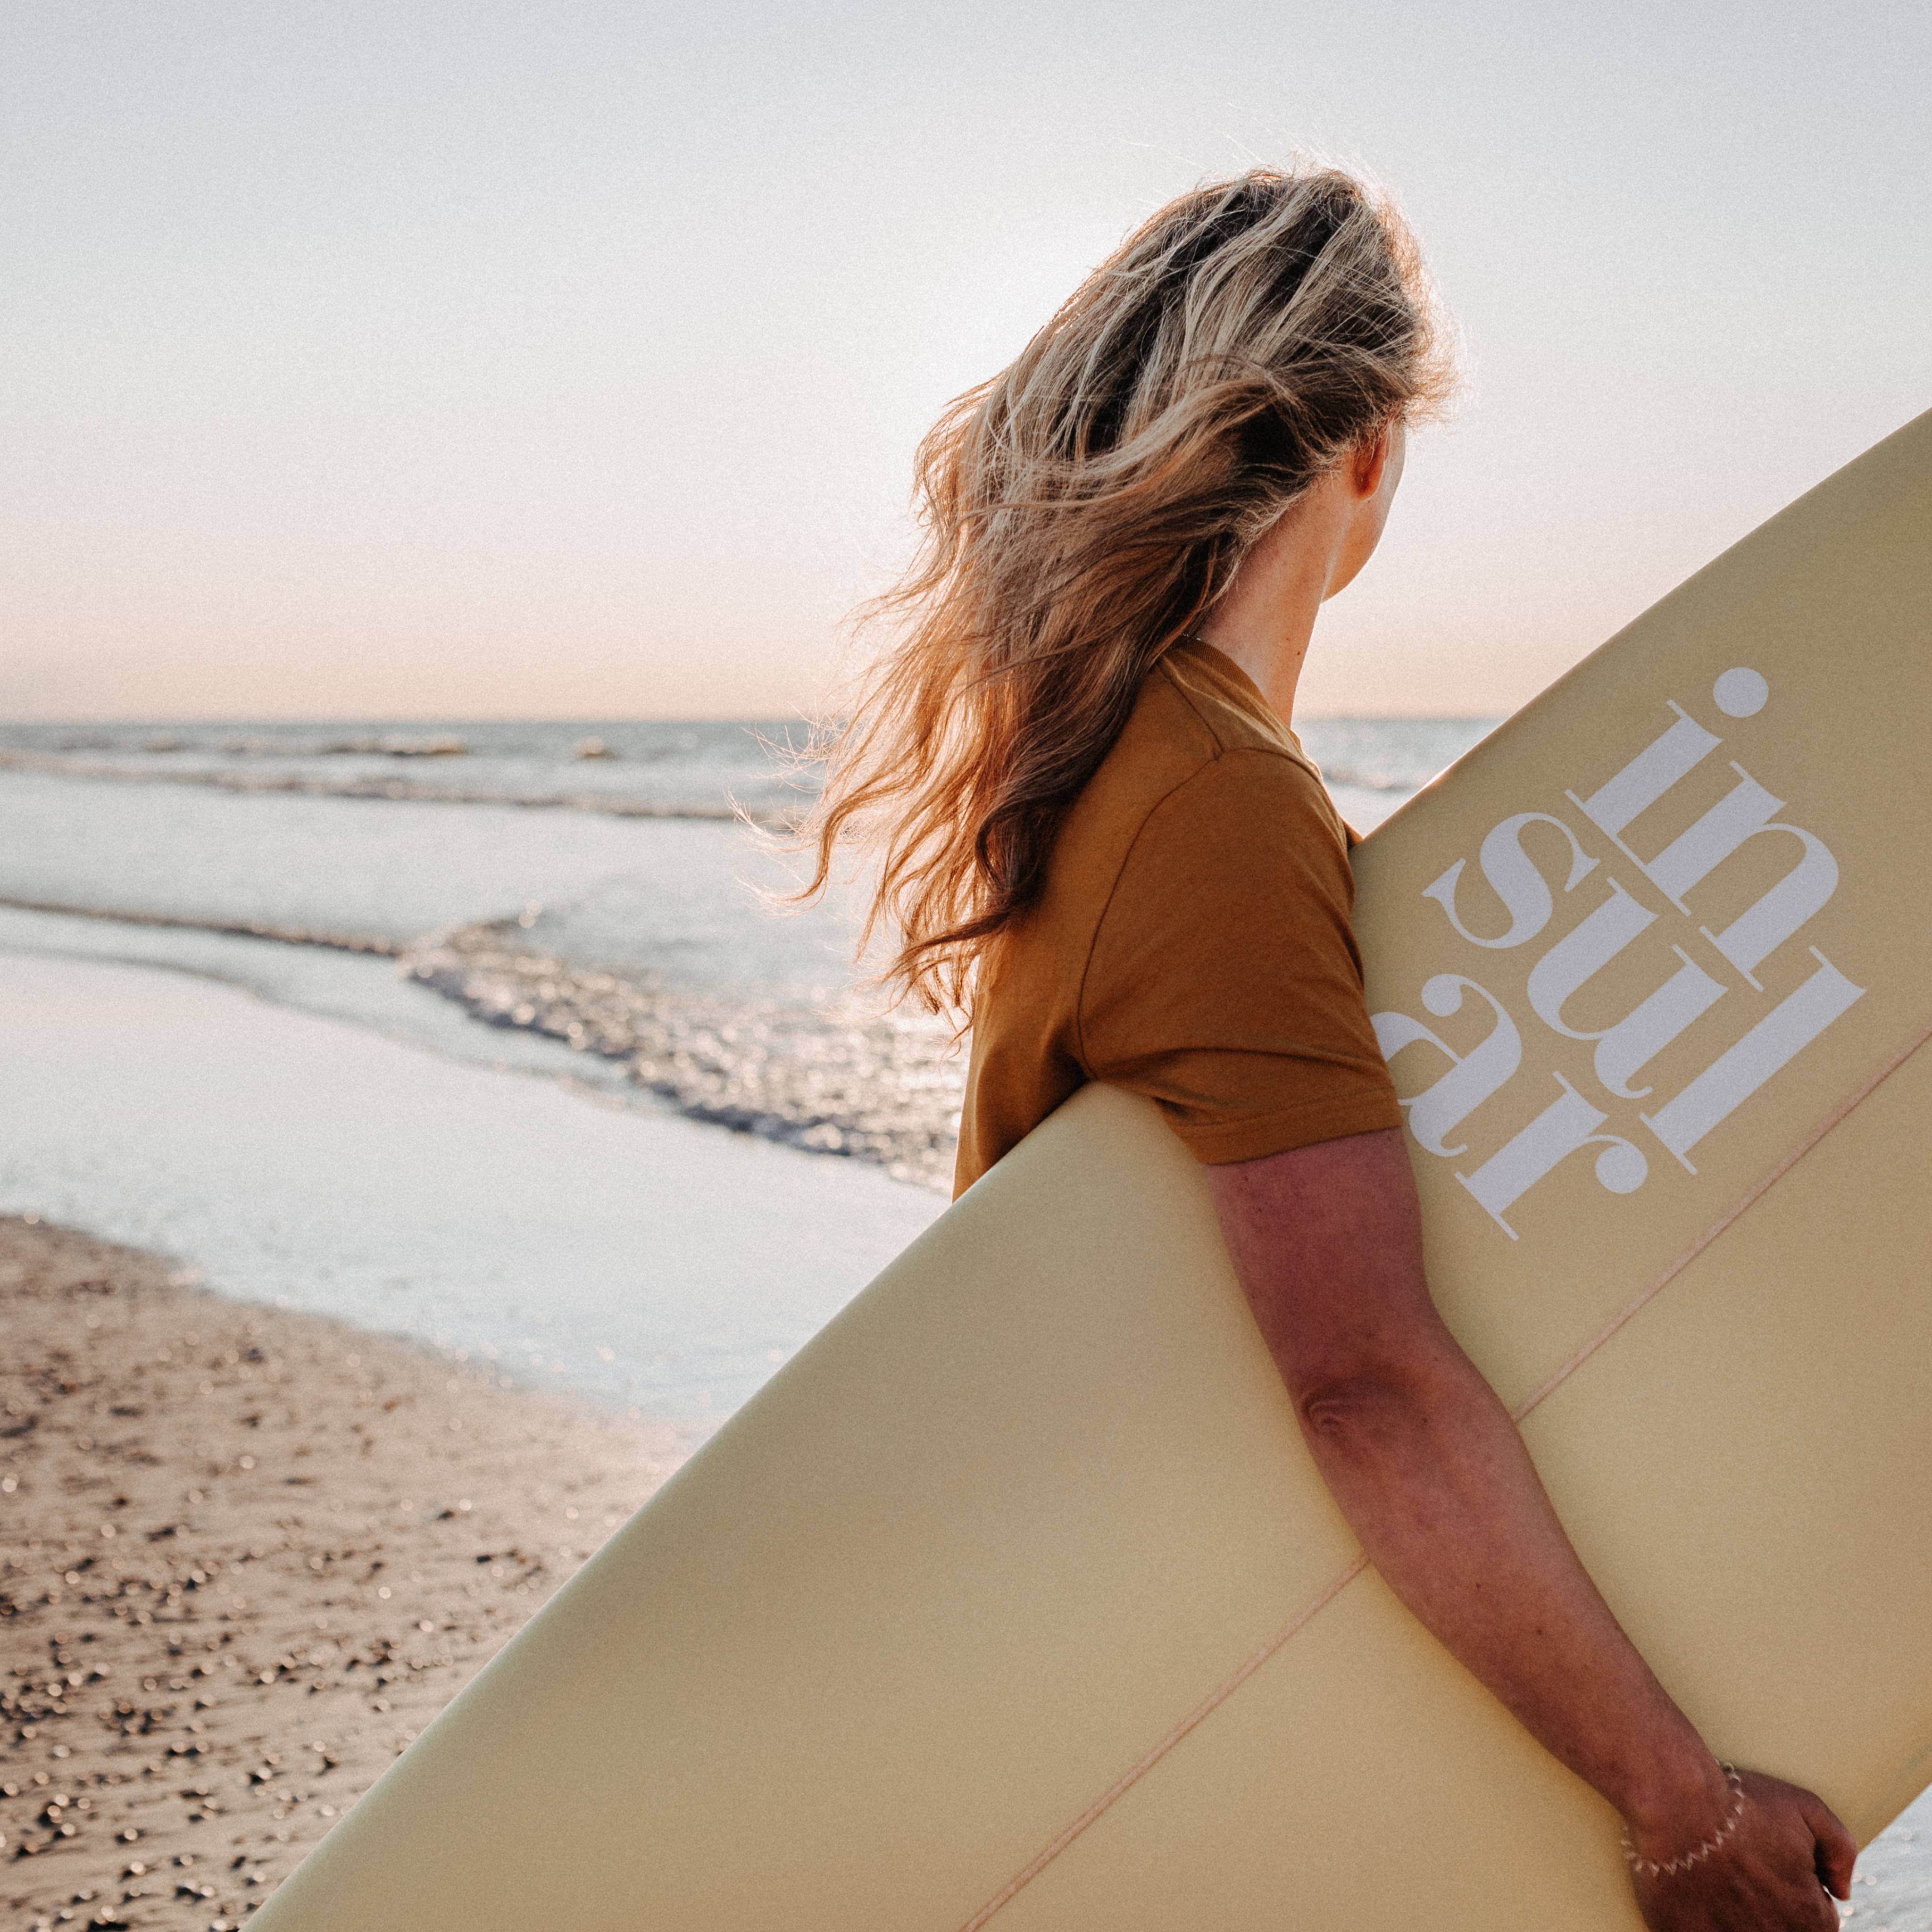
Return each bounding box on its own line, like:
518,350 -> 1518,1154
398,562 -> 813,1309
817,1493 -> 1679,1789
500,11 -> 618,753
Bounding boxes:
1369,977 -> 1521,1158
1374,669 -> 1866,1239
1454,1074 -> 1649,1239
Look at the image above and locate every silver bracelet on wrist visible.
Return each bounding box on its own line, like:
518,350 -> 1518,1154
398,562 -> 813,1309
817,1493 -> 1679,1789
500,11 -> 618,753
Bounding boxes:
1621,1763 -> 1747,1880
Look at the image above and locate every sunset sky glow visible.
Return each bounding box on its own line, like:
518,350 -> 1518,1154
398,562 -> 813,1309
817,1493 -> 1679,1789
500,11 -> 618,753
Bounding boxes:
4,1 -> 1927,721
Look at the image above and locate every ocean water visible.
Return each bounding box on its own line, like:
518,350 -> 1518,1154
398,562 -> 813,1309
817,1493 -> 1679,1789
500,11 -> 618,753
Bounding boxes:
0,715 -> 1492,1188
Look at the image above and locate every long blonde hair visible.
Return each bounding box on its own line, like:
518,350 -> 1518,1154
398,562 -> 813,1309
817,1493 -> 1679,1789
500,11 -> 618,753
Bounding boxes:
799,166 -> 1455,1014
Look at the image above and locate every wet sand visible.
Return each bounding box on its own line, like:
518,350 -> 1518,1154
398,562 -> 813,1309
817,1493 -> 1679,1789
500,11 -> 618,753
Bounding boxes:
0,1216 -> 686,1932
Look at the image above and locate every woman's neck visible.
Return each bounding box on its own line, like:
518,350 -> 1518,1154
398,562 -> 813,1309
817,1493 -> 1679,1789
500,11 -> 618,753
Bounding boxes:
1194,556 -> 1324,724
1193,487 -> 1348,724
1193,430 -> 1403,723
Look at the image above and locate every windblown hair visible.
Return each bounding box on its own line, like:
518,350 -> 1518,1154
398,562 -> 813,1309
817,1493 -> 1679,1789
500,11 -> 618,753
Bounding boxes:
798,165 -> 1455,1014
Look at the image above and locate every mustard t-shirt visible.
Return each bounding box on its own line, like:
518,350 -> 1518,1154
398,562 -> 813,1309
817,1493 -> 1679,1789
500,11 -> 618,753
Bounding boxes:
953,636 -> 1402,1196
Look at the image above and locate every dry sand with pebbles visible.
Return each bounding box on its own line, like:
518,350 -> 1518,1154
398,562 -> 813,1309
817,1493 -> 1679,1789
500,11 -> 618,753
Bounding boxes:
0,1216 -> 688,1932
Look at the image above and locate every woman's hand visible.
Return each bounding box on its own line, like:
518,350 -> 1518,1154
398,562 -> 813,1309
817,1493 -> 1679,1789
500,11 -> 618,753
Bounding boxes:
1627,1768 -> 1855,1932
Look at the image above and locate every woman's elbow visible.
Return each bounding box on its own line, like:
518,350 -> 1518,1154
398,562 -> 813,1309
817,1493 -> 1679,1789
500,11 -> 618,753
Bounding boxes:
1294,1372 -> 1415,1448
1289,1350 -> 1474,1457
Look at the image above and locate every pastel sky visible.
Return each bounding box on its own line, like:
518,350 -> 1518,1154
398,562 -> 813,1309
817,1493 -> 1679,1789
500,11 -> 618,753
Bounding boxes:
4,1 -> 1926,721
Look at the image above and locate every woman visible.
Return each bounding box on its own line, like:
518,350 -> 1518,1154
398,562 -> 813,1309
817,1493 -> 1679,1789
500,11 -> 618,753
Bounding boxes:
804,167 -> 1855,1931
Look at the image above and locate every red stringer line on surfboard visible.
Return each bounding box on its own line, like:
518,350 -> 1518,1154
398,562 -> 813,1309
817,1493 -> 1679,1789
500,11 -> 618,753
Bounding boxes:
962,1021 -> 1932,1930
1508,1021 -> 1932,1424
958,1555 -> 1371,1932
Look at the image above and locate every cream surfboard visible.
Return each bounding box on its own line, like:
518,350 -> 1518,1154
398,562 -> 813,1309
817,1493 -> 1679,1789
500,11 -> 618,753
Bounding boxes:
253,413 -> 1932,1932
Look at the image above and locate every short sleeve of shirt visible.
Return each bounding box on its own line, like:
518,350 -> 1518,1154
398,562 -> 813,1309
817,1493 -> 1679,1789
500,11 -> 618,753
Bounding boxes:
1076,749 -> 1402,1163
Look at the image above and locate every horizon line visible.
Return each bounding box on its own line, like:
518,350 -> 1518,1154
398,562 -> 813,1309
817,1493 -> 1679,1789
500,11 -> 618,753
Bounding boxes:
3,708 -> 1510,728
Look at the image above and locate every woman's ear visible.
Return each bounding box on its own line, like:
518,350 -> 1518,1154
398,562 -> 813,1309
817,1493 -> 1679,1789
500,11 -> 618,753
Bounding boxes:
1351,425 -> 1392,500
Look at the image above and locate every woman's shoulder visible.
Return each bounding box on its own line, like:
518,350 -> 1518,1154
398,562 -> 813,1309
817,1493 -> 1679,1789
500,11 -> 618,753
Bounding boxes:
1094,647 -> 1332,826
1046,649 -> 1343,915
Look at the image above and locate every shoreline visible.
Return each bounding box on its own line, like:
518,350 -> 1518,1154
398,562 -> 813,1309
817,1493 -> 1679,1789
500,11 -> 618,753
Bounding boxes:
1,1216 -> 685,1932
0,945 -> 944,1423
0,899 -> 962,1191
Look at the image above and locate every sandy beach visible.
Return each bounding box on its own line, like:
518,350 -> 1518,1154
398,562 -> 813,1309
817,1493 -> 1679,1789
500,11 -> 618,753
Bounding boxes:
7,1204 -> 1932,1932
1,1215 -> 684,1932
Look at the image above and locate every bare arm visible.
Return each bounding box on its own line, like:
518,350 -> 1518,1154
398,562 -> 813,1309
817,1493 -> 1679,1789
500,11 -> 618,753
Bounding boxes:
1205,1128 -> 1855,1932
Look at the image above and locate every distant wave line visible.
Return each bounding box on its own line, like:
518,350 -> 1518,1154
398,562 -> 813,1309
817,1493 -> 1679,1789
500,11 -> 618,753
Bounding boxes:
32,732 -> 471,759
0,746 -> 1424,806
1317,767 -> 1423,793
0,752 -> 780,822
0,896 -> 405,957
